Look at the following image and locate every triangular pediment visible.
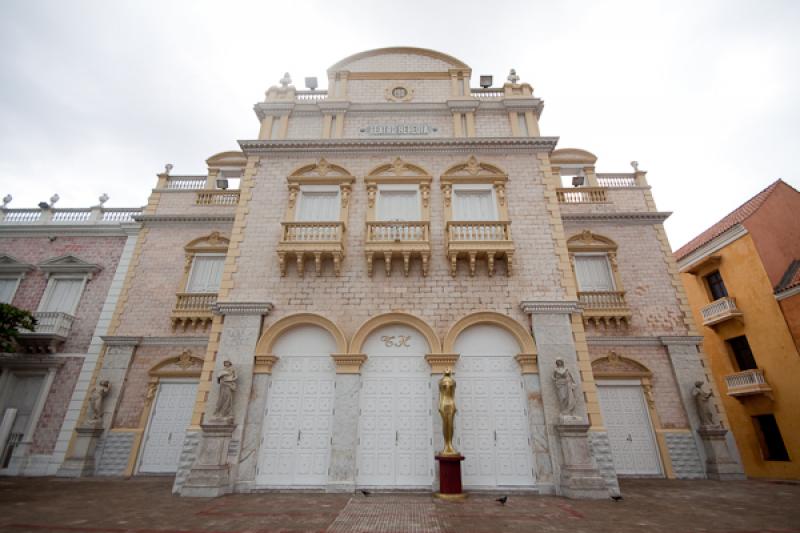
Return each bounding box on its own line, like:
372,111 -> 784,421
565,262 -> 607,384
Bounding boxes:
38,255 -> 101,277
0,254 -> 34,274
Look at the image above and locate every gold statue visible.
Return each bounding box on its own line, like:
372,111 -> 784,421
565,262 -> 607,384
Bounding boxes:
438,368 -> 459,456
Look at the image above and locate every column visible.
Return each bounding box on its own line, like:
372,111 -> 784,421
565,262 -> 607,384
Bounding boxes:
327,353 -> 367,492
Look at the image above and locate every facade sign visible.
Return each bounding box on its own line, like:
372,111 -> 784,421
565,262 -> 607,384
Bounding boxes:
360,124 -> 436,136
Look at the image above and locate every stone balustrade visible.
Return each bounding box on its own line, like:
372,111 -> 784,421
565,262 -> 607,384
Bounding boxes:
365,221 -> 431,277
701,296 -> 743,327
578,291 -> 631,327
445,220 -> 514,277
596,174 -> 637,187
724,369 -> 772,398
165,176 -> 207,190
171,292 -> 217,329
277,222 -> 345,277
556,187 -> 608,204
195,190 -> 240,206
18,311 -> 75,352
1,207 -> 141,224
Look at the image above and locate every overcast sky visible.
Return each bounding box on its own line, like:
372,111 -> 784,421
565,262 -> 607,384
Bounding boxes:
1,0 -> 798,249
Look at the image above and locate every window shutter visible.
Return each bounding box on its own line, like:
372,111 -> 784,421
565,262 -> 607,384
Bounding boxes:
453,190 -> 495,221
187,256 -> 225,293
41,278 -> 84,313
378,190 -> 419,221
297,191 -> 339,221
574,256 -> 615,291
0,279 -> 17,304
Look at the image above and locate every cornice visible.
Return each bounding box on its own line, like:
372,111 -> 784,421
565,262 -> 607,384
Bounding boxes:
133,214 -> 235,224
659,335 -> 704,346
0,223 -> 140,237
240,137 -> 559,155
138,336 -> 209,346
101,335 -> 142,347
254,102 -> 295,120
587,336 -> 663,346
676,224 -> 748,272
212,301 -> 274,316
561,211 -> 672,225
776,283 -> 800,301
317,101 -> 351,113
446,99 -> 480,112
0,354 -> 65,369
520,300 -> 581,315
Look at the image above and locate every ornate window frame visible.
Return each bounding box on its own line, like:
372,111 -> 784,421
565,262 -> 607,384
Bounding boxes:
0,254 -> 34,304
171,232 -> 229,329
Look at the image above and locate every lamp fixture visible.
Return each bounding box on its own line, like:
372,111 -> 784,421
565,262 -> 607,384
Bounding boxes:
216,178 -> 229,190
479,75 -> 493,88
305,77 -> 318,91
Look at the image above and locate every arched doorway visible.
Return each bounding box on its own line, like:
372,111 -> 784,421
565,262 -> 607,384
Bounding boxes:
353,314 -> 437,488
255,323 -> 338,487
447,314 -> 536,489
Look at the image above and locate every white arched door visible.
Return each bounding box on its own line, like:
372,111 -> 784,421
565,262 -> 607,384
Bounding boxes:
356,324 -> 433,488
454,324 -> 534,488
256,325 -> 336,487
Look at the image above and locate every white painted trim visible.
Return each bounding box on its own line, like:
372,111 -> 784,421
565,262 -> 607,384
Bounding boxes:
677,224 -> 748,272
36,275 -> 88,315
0,276 -> 22,304
776,284 -> 800,301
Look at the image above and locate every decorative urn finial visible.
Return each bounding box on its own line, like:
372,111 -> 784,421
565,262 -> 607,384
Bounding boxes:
507,69 -> 520,84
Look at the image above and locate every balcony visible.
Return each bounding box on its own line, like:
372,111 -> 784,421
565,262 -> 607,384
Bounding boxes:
578,291 -> 632,327
724,369 -> 772,398
171,293 -> 216,330
701,296 -> 743,327
365,221 -> 431,276
195,190 -> 240,206
445,221 -> 514,277
277,221 -> 345,276
556,187 -> 608,204
18,312 -> 75,352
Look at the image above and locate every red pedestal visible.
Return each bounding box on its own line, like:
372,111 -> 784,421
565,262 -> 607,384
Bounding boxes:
435,454 -> 465,495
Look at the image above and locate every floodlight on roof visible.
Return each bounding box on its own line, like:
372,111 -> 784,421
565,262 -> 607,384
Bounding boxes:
479,75 -> 493,88
216,178 -> 229,190
305,77 -> 318,91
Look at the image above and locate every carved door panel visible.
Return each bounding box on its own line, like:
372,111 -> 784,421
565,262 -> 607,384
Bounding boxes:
456,356 -> 534,488
597,383 -> 661,476
140,381 -> 197,473
257,356 -> 335,486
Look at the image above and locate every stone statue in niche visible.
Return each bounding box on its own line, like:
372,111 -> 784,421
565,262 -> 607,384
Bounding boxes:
692,380 -> 716,427
86,380 -> 110,425
553,358 -> 579,421
213,360 -> 238,422
438,368 -> 459,456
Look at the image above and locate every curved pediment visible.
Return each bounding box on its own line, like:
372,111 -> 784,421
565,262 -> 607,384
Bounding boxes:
366,158 -> 431,180
592,352 -> 651,378
328,47 -> 469,73
567,230 -> 618,252
185,232 -> 230,254
551,148 -> 598,166
149,350 -> 204,377
288,159 -> 354,184
206,151 -> 247,169
442,156 -> 507,180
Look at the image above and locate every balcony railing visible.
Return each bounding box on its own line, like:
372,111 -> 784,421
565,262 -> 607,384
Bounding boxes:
445,221 -> 514,277
365,221 -> 431,277
17,311 -> 75,352
556,187 -> 608,204
701,296 -> 743,327
596,174 -> 637,187
165,176 -> 206,190
470,88 -> 505,99
195,190 -> 240,206
1,207 -> 141,225
277,221 -> 345,277
578,291 -> 631,327
171,292 -> 217,329
295,90 -> 328,101
724,369 -> 772,398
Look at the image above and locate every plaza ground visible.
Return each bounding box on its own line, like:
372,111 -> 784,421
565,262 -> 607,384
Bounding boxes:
0,477 -> 799,533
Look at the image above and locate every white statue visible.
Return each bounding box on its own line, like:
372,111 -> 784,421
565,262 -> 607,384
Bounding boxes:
692,380 -> 715,426
280,72 -> 292,88
553,358 -> 577,416
213,360 -> 238,421
507,68 -> 520,84
87,380 -> 110,424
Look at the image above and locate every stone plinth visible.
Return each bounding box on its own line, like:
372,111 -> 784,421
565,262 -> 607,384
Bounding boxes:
181,422 -> 235,497
698,426 -> 745,480
435,454 -> 465,499
556,421 -> 608,499
56,423 -> 104,478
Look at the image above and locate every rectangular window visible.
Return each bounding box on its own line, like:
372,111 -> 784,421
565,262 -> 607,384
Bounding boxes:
753,415 -> 790,461
0,278 -> 20,304
296,190 -> 339,221
452,187 -> 496,221
705,270 -> 728,300
517,113 -> 529,136
186,255 -> 225,293
39,278 -> 84,314
726,335 -> 757,371
377,189 -> 420,221
574,255 -> 615,292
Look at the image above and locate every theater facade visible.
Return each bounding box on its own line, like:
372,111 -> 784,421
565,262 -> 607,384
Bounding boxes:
1,47 -> 743,497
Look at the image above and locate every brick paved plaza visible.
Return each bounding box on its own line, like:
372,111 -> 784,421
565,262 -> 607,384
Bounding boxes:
1,477 -> 798,533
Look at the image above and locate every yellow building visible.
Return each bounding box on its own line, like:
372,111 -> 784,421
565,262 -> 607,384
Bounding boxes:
676,180 -> 800,479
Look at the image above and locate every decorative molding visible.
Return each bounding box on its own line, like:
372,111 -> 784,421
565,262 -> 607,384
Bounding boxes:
212,302 -> 274,316
514,353 -> 538,374
676,224 -> 748,272
331,353 -> 367,374
424,353 -> 459,373
255,313 -> 348,356
659,336 -> 704,346
0,254 -> 34,274
133,214 -> 235,224
100,336 -> 142,347
520,300 -> 581,315
0,354 -> 65,369
586,336 -> 663,346
254,354 -> 279,374
561,212 -> 672,224
240,137 -> 559,156
0,224 -> 140,237
137,336 -> 209,346
38,255 -> 102,279
591,351 -> 652,378
776,283 -> 800,301
350,312 -> 442,354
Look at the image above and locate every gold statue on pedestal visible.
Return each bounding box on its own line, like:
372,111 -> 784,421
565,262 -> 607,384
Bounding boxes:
438,368 -> 459,456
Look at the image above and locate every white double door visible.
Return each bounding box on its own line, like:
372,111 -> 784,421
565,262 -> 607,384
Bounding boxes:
597,382 -> 662,476
257,356 -> 335,486
139,380 -> 198,473
356,356 -> 433,487
455,355 -> 534,487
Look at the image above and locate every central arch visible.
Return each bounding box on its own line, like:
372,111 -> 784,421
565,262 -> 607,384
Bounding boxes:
350,312 -> 441,355
443,311 -> 535,355
255,313 -> 348,356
